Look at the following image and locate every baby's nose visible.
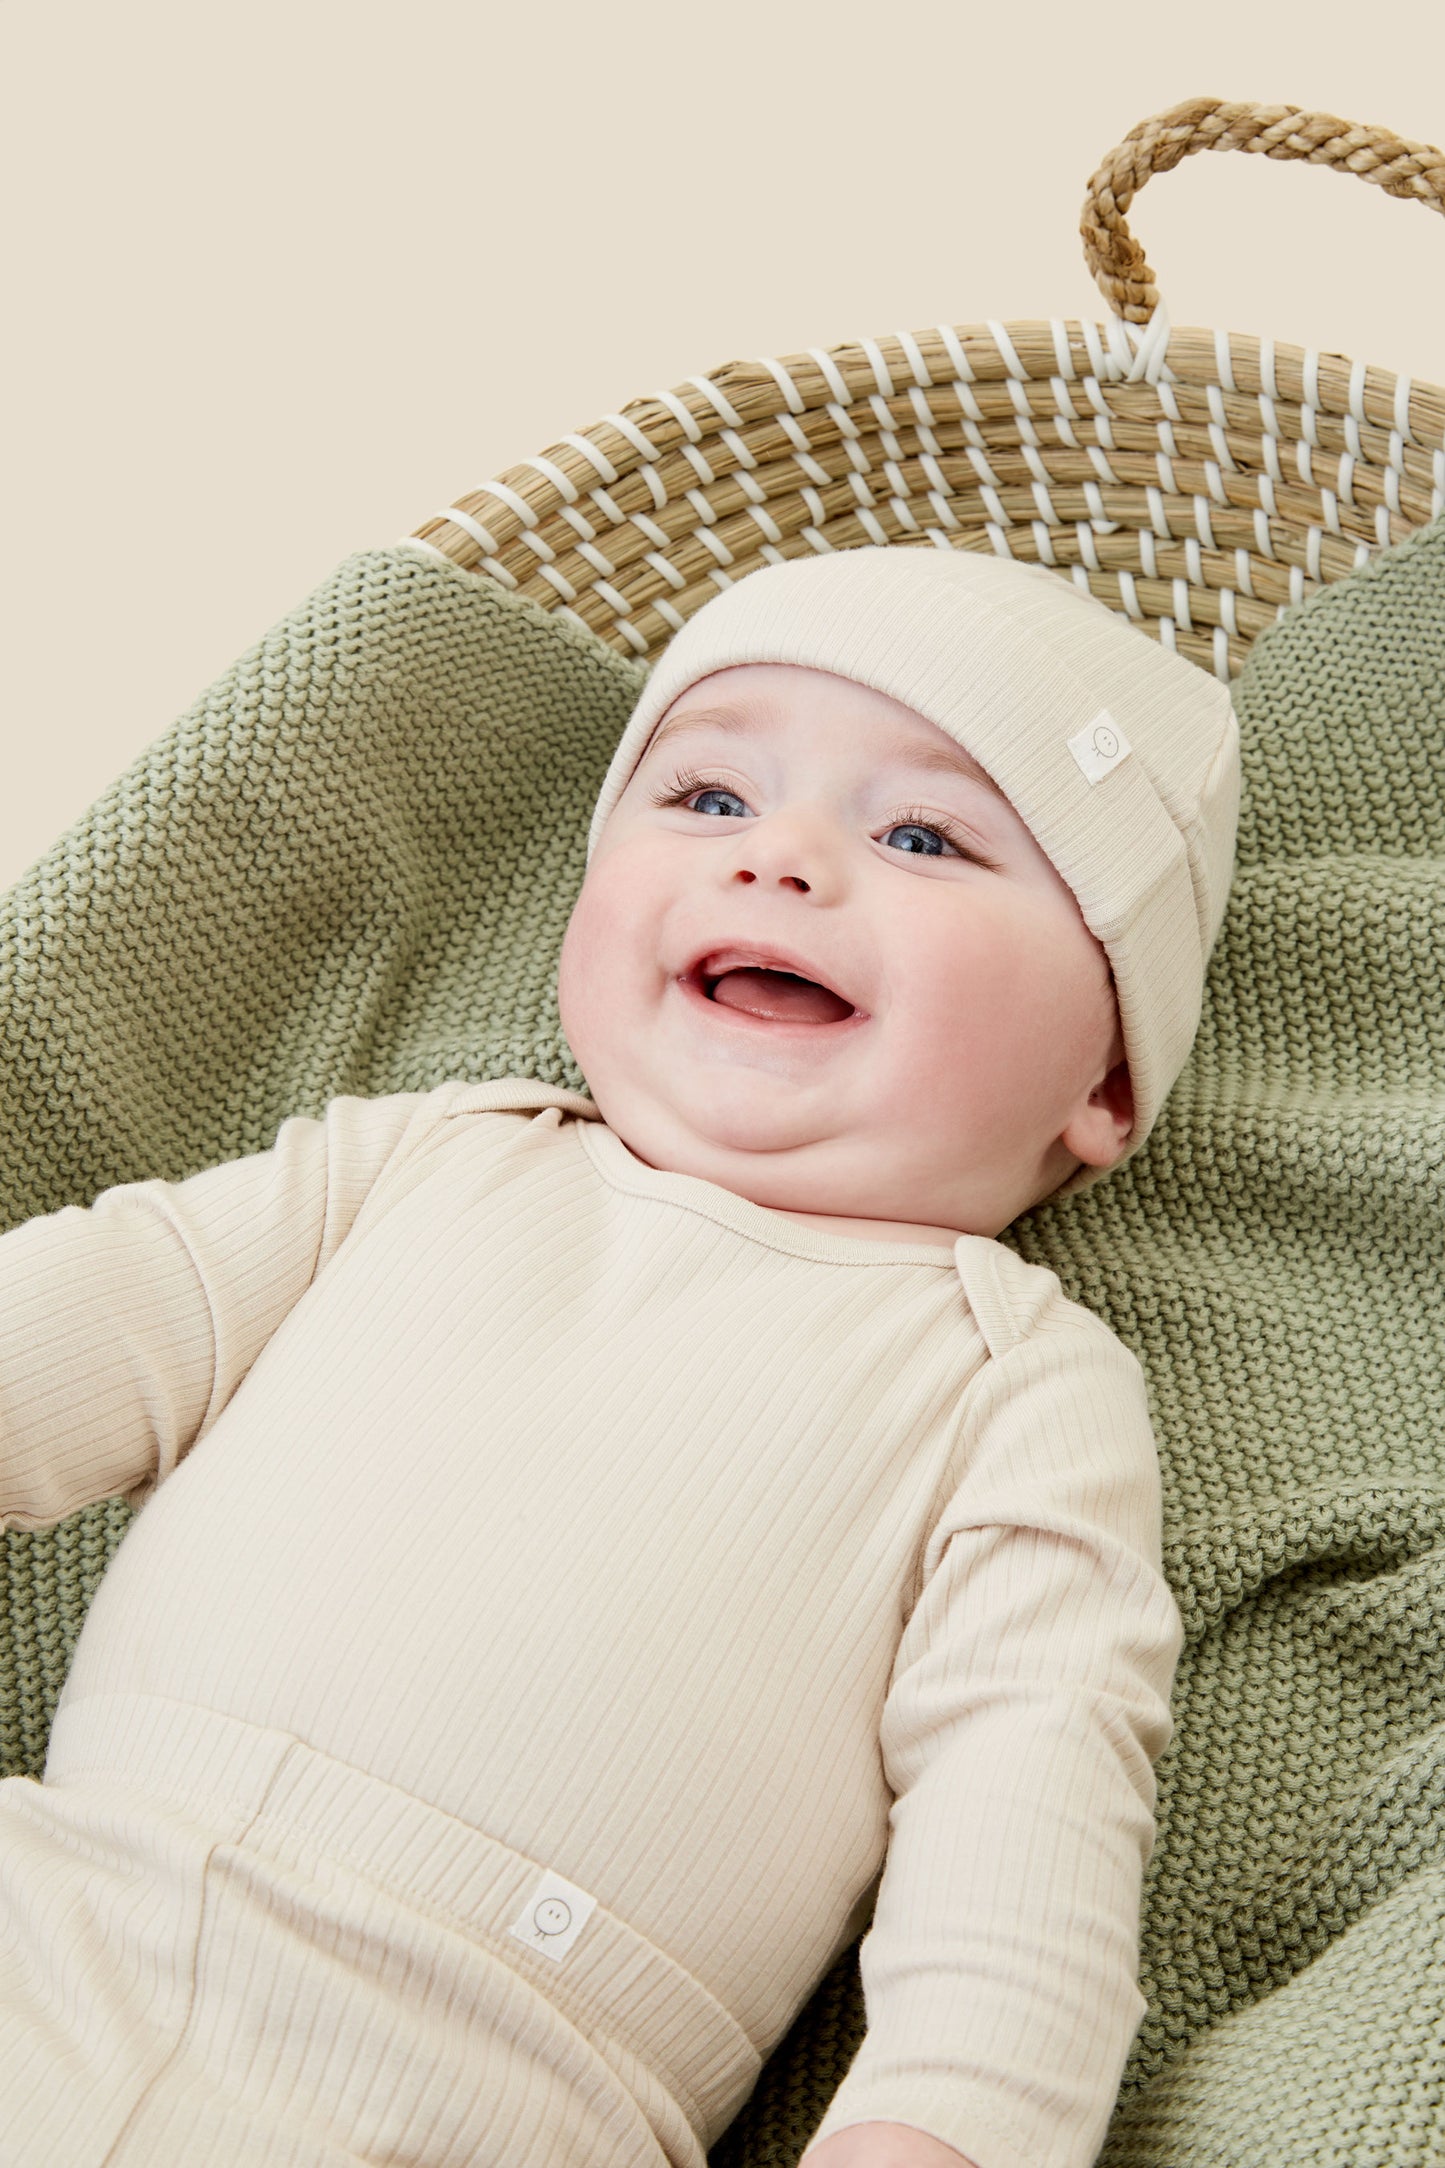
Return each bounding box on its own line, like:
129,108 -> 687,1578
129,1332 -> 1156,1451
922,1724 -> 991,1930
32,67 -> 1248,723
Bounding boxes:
728,807 -> 841,897
734,865 -> 810,892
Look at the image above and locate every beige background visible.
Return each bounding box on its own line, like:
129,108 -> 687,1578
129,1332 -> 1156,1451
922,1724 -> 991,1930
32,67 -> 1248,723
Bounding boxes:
4,0 -> 1444,894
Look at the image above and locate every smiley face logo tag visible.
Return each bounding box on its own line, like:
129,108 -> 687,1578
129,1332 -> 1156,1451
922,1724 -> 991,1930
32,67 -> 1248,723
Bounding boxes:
1068,710 -> 1133,784
508,1871 -> 599,1963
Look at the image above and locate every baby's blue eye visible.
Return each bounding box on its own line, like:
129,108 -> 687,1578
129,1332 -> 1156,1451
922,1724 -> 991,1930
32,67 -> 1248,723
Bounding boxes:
883,822 -> 950,856
693,787 -> 747,818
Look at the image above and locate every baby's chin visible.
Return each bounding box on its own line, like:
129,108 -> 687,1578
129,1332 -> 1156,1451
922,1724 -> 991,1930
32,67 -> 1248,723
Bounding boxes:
609,1092 -> 831,1178
593,1079 -> 914,1214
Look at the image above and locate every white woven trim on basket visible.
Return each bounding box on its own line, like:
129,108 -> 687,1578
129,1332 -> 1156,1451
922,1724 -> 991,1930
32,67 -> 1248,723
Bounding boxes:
1107,304 -> 1175,384
411,313 -> 1443,687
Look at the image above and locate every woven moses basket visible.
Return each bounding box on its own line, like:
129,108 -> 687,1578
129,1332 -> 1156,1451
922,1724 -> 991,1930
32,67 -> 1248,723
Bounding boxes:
409,95 -> 1445,683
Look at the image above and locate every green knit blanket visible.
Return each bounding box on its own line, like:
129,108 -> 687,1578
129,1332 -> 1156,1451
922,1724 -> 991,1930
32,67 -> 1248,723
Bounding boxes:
3,526 -> 1444,2167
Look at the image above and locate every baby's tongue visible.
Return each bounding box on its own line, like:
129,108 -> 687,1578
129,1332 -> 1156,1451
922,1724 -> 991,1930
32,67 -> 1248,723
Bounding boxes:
709,967 -> 852,1025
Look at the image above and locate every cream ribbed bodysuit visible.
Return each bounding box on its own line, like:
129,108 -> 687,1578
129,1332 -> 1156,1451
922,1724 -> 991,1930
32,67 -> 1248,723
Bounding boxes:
0,1077 -> 1182,2168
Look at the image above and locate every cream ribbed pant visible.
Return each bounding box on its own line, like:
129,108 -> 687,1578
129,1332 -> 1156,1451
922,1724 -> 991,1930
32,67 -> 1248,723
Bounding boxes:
0,1694 -> 753,2167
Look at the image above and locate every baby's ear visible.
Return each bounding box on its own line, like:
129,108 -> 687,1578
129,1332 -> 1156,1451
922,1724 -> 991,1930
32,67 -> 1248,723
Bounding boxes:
1095,1056 -> 1134,1126
1061,1058 -> 1135,1171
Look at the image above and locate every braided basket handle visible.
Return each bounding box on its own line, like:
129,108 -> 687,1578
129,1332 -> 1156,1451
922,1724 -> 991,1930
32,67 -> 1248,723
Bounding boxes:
1082,96 -> 1445,323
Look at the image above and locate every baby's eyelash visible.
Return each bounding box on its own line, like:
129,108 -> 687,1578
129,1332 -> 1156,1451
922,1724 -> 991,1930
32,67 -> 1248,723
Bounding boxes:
887,802 -> 980,859
648,769 -> 989,864
646,765 -> 719,808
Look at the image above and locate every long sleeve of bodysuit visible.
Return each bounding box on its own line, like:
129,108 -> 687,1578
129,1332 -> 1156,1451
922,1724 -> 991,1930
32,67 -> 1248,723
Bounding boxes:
0,1079 -> 585,1532
801,1240 -> 1185,2168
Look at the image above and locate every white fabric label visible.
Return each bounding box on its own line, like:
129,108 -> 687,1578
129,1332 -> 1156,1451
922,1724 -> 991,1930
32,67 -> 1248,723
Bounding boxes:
1068,710 -> 1132,784
507,1871 -> 599,1964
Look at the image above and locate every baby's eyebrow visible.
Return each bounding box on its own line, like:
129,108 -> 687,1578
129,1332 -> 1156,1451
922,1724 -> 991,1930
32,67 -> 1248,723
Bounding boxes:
891,736 -> 1006,798
643,705 -> 1005,799
643,706 -> 768,761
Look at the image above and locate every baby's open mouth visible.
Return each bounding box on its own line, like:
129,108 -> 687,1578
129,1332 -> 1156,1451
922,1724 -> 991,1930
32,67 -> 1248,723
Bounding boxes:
705,967 -> 854,1026
686,949 -> 859,1027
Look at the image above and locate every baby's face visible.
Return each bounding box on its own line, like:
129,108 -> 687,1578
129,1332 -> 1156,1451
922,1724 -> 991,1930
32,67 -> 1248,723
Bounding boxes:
558,663 -> 1132,1236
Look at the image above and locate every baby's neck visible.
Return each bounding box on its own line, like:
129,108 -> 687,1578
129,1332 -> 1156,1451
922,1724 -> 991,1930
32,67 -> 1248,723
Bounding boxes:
767,1205 -> 961,1252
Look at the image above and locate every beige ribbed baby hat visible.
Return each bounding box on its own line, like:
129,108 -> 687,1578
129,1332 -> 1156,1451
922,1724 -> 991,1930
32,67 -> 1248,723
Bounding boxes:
586,544 -> 1241,1191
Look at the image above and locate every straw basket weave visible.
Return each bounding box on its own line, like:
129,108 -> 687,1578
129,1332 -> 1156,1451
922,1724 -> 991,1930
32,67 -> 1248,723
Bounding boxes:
408,96 -> 1445,685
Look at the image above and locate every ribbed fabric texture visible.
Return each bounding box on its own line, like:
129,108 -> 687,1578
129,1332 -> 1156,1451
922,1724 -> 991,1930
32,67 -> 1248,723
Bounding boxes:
0,1699 -> 717,2167
1,522 -> 1444,2165
0,1077 -> 1180,2168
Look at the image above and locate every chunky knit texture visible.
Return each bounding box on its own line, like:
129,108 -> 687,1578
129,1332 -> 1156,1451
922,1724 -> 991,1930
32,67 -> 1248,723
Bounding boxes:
3,525 -> 1445,2166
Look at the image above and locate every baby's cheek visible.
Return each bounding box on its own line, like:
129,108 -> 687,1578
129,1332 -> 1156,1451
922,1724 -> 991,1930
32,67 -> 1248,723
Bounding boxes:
558,871 -> 642,1059
556,889 -> 610,1050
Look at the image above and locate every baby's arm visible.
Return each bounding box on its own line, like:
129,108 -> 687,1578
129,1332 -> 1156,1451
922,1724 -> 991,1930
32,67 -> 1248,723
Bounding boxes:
0,1088 -> 453,1530
804,2121 -> 977,2166
801,1287 -> 1184,2168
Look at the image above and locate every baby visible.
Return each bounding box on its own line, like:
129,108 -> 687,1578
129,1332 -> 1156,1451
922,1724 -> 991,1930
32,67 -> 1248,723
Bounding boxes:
0,544 -> 1239,2168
